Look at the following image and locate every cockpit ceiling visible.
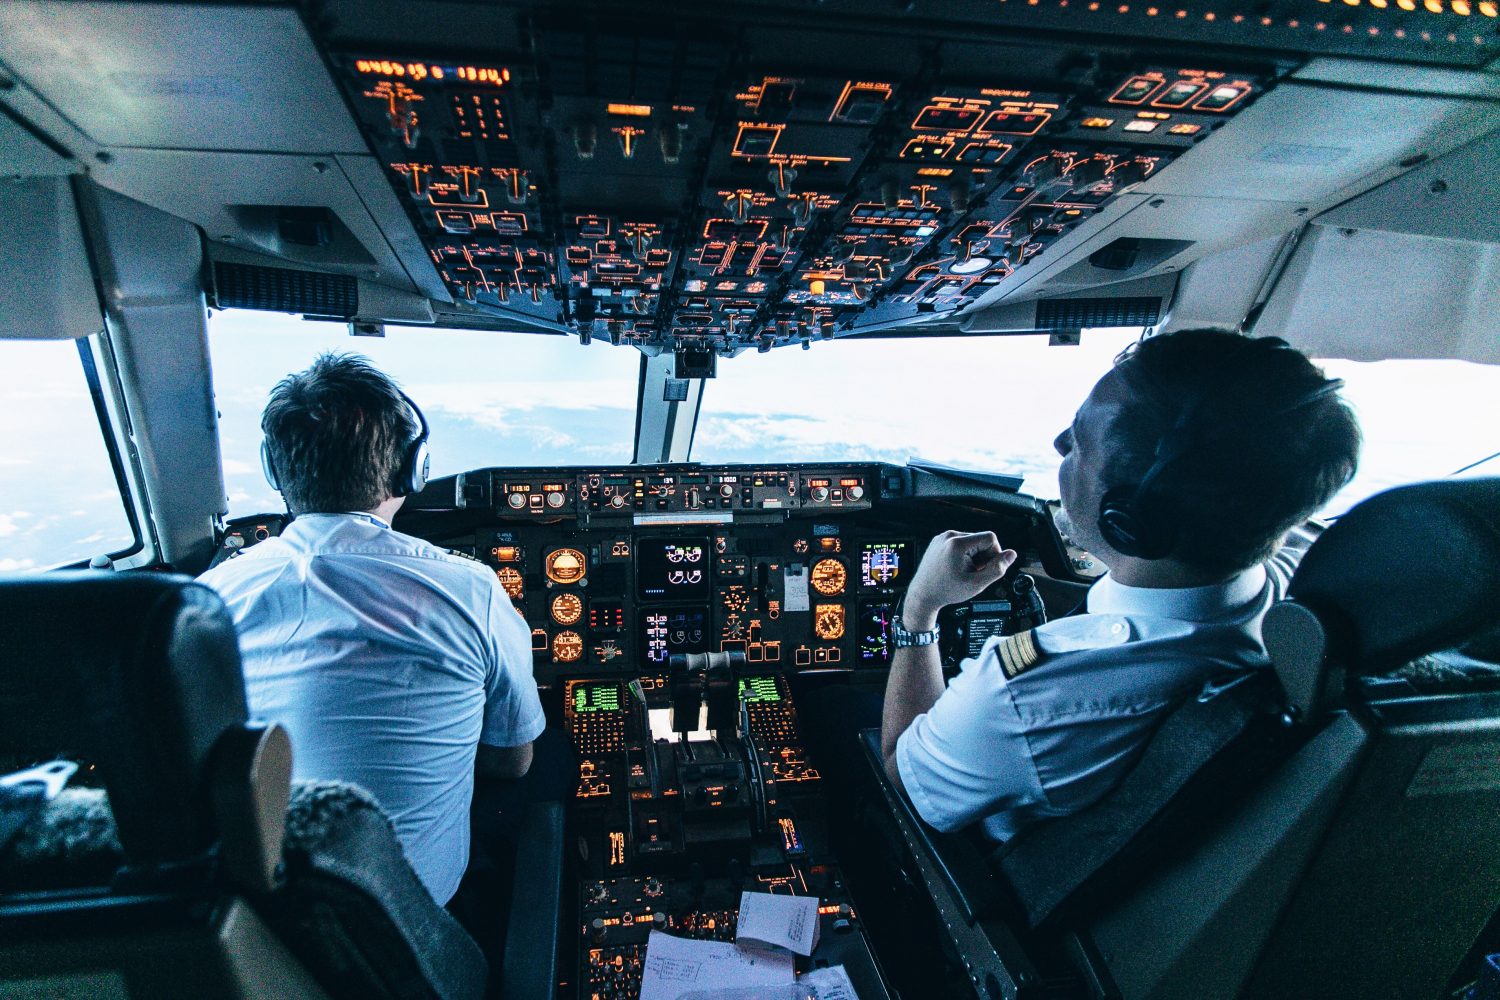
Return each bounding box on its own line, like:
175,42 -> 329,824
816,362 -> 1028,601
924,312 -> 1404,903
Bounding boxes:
307,1 -> 1494,353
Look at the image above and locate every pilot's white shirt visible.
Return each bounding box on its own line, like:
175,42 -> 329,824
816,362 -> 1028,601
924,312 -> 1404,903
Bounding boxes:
896,537 -> 1308,842
200,512 -> 544,904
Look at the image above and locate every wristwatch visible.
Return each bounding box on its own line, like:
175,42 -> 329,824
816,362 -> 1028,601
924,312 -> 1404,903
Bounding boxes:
890,600 -> 941,649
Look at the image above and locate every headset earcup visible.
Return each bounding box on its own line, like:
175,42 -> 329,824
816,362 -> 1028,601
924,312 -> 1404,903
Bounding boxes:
407,440 -> 430,495
1097,485 -> 1174,560
260,439 -> 281,492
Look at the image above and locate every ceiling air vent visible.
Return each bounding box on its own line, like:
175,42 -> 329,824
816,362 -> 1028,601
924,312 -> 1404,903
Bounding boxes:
213,261 -> 358,318
1035,296 -> 1161,329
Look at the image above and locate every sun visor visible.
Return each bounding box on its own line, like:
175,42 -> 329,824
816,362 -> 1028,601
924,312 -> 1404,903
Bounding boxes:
0,176 -> 103,341
1250,226 -> 1500,365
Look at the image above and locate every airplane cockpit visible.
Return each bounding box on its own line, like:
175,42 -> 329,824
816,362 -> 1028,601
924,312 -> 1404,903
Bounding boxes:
2,1 -> 1500,998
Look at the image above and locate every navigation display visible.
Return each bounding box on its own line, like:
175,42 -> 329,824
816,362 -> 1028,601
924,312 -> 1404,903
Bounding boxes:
860,542 -> 909,589
858,602 -> 897,664
641,607 -> 711,666
637,537 -> 710,600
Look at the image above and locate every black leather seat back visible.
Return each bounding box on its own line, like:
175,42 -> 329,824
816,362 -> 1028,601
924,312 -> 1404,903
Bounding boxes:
0,572 -> 248,865
1290,478 -> 1500,676
1080,479 -> 1500,998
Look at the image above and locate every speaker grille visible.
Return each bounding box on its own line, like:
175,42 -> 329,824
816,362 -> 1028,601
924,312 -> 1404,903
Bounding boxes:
1035,296 -> 1160,330
213,261 -> 358,318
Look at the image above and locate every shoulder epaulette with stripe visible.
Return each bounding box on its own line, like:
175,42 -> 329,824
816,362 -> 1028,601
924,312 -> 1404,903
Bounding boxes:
444,547 -> 483,563
997,629 -> 1044,679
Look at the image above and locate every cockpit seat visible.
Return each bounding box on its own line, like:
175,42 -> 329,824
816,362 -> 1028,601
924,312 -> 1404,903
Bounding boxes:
0,572 -> 488,1000
862,478 -> 1500,999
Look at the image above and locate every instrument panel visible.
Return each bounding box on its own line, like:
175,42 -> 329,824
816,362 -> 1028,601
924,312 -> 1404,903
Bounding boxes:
422,462 -> 1049,682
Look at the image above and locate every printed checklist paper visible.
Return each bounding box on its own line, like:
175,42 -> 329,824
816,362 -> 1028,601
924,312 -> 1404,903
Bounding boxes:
736,891 -> 821,956
638,931 -> 795,1000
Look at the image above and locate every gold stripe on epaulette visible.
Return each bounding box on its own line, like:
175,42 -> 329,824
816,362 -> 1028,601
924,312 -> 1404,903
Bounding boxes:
998,629 -> 1042,679
444,547 -> 483,563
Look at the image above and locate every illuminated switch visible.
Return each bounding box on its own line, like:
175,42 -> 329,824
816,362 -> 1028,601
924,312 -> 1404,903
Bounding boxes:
1152,81 -> 1208,109
1110,76 -> 1162,105
1124,120 -> 1160,133
1195,84 -> 1248,112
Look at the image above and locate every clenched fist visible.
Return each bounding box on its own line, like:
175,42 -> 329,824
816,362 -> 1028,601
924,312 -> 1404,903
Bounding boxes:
902,531 -> 1017,629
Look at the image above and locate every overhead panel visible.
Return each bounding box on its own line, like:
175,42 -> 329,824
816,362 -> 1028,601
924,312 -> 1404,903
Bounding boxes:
329,27 -> 1268,354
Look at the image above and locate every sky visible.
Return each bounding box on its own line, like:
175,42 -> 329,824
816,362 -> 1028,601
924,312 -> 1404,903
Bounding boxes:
2,310 -> 1498,571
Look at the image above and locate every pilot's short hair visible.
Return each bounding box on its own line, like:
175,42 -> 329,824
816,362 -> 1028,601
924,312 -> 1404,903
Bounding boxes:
1108,329 -> 1361,575
261,353 -> 418,515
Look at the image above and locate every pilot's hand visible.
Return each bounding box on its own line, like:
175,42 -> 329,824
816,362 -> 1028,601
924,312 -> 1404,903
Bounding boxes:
902,531 -> 1017,630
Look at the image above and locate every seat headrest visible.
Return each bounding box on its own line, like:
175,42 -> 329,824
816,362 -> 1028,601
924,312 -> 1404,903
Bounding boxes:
0,572 -> 248,864
1288,478 -> 1500,677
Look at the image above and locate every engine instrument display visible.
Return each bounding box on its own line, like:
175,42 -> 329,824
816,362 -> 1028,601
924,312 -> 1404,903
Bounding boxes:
860,542 -> 909,589
810,559 -> 847,597
637,539 -> 709,600
551,592 -> 584,625
547,548 -> 588,585
642,607 -> 711,666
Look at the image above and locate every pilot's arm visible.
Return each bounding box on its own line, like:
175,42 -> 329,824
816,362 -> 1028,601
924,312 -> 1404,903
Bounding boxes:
881,531 -> 1016,792
475,575 -> 547,780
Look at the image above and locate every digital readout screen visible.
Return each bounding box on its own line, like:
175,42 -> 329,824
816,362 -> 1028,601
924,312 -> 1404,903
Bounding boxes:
573,683 -> 621,714
860,542 -> 909,589
640,607 -> 711,665
637,537 -> 710,600
859,602 -> 897,664
739,675 -> 782,703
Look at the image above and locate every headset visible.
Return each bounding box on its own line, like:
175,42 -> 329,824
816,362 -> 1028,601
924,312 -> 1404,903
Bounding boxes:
261,389 -> 431,499
1096,343 -> 1345,561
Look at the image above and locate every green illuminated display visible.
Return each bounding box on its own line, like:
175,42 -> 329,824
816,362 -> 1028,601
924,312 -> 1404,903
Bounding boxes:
574,683 -> 621,713
739,676 -> 781,703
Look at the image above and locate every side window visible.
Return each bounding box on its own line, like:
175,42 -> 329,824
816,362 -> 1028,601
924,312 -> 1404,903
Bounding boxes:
0,337 -> 138,571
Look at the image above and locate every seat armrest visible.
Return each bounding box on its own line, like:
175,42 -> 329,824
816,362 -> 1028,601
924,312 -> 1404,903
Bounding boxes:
500,799 -> 564,1000
856,729 -> 1008,924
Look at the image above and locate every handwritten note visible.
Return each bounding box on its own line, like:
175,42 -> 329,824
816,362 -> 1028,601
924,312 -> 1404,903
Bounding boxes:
639,931 -> 796,1000
736,891 -> 821,957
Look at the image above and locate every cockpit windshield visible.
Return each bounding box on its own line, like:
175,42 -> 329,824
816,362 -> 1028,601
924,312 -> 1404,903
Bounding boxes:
208,309 -> 641,514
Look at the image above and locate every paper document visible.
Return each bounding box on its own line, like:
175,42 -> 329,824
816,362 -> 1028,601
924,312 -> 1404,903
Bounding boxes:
800,966 -> 861,1000
736,891 -> 821,956
639,930 -> 796,1000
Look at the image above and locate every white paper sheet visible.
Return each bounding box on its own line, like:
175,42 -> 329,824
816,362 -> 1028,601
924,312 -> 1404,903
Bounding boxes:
639,931 -> 797,1000
736,891 -> 821,956
800,966 -> 861,1000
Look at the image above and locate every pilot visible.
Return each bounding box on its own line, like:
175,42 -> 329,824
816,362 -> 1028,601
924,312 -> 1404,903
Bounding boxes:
199,353 -> 546,906
881,329 -> 1361,840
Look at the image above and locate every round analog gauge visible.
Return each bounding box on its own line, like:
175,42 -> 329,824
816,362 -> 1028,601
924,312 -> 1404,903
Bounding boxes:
546,548 -> 587,585
722,614 -> 746,640
551,630 -> 584,663
810,558 -> 847,596
815,604 -> 846,641
720,587 -> 749,614
550,592 -> 583,626
495,567 -> 524,599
